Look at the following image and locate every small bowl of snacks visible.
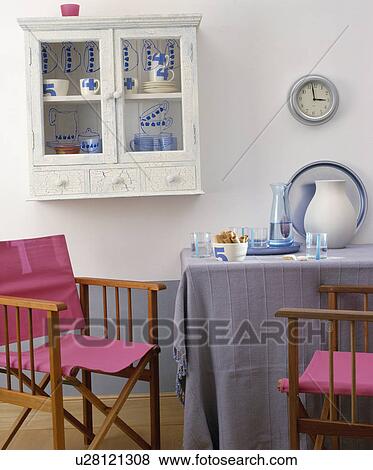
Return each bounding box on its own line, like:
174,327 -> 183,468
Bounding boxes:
213,230 -> 249,262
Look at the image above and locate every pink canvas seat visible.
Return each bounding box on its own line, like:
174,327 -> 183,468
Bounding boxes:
279,350 -> 373,396
0,334 -> 155,377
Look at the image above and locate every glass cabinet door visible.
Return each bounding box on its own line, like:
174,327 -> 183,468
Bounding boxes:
114,30 -> 197,162
29,30 -> 116,165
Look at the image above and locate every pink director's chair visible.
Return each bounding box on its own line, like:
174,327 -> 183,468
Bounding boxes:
277,285 -> 373,449
0,235 -> 166,450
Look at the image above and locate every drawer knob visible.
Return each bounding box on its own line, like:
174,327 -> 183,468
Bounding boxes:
56,177 -> 68,188
112,176 -> 125,185
166,175 -> 178,184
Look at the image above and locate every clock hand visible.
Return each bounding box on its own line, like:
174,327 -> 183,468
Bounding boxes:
313,84 -> 327,101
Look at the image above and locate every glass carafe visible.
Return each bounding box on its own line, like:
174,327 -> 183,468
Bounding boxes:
269,183 -> 294,247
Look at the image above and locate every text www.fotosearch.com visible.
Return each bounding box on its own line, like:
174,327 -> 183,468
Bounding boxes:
158,453 -> 298,467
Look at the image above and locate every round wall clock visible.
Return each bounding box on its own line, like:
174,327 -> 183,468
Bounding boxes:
288,75 -> 339,125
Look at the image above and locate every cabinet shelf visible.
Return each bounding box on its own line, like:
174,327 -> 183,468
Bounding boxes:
125,93 -> 182,101
43,95 -> 101,103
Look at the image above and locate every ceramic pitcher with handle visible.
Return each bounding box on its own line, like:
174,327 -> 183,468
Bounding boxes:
304,179 -> 356,248
49,108 -> 78,143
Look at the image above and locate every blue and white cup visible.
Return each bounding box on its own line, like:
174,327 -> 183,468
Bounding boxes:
124,77 -> 138,94
43,79 -> 69,96
150,53 -> 175,82
80,78 -> 100,96
130,134 -> 156,152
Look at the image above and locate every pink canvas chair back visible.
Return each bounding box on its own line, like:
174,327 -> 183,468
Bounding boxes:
0,235 -> 84,345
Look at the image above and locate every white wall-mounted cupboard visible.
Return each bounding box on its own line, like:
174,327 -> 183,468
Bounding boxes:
18,15 -> 202,200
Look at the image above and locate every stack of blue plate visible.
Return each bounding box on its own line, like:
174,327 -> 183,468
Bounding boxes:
130,133 -> 177,152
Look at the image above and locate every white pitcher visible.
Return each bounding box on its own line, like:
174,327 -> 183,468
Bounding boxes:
49,108 -> 78,143
304,180 -> 356,248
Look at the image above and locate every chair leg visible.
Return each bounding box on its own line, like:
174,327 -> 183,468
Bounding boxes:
288,392 -> 300,449
330,395 -> 340,450
50,378 -> 65,449
88,353 -> 152,450
150,353 -> 161,450
314,398 -> 330,450
82,370 -> 93,445
331,435 -> 340,450
297,398 -> 316,446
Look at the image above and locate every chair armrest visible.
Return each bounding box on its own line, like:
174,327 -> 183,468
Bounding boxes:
320,284 -> 373,294
276,307 -> 373,322
0,295 -> 66,312
75,277 -> 166,291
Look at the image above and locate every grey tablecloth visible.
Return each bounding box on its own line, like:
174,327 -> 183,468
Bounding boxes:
174,245 -> 373,449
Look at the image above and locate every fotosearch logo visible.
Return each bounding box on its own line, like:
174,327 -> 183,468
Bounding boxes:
56,317 -> 326,348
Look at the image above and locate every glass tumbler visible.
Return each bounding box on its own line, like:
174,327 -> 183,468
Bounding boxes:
191,232 -> 212,258
306,232 -> 328,260
250,228 -> 269,248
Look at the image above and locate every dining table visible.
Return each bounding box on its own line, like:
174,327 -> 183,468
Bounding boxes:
173,244 -> 373,449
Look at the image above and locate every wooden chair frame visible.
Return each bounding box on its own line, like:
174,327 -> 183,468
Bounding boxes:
0,277 -> 166,450
276,284 -> 373,450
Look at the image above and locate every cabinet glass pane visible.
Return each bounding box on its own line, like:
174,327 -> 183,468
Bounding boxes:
40,41 -> 103,156
44,102 -> 103,155
121,38 -> 183,153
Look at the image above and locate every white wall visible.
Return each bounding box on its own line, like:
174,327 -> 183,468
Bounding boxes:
1,0 -> 372,280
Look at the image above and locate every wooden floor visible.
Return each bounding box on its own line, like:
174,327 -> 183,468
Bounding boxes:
0,393 -> 184,450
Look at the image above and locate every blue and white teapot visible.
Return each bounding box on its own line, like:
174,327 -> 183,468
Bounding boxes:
78,128 -> 102,153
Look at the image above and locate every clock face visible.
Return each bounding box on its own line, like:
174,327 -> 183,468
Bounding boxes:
288,75 -> 339,125
297,81 -> 332,118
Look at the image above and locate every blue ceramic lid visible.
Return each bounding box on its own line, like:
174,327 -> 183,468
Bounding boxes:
78,128 -> 99,139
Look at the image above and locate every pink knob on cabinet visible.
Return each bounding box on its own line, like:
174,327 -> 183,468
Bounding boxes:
60,4 -> 80,16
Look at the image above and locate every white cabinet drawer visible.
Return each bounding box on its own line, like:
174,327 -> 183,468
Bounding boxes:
32,170 -> 86,196
144,166 -> 196,192
90,169 -> 139,194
